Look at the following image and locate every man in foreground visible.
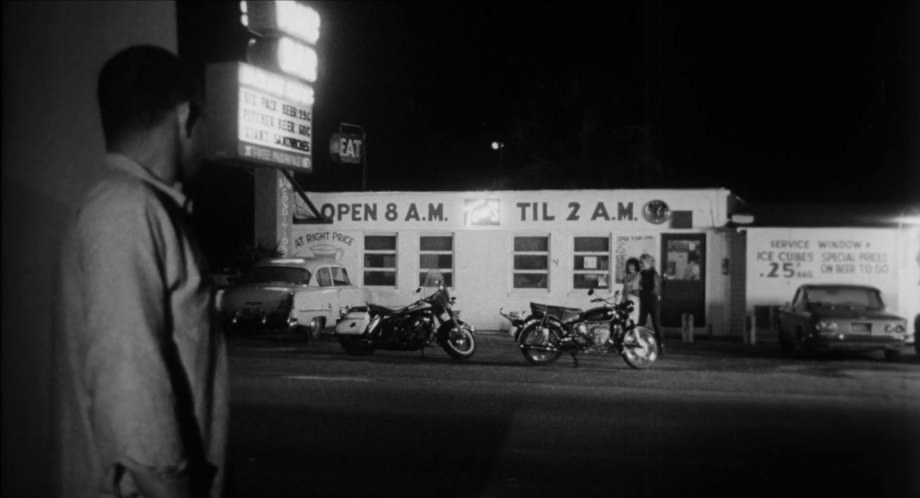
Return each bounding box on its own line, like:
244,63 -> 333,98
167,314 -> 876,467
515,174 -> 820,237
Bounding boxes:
53,45 -> 228,498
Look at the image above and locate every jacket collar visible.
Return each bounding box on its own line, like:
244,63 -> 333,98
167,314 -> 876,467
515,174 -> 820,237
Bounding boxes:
104,153 -> 191,212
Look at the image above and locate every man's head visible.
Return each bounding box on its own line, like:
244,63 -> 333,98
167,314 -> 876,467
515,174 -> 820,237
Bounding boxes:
97,45 -> 205,182
640,253 -> 655,269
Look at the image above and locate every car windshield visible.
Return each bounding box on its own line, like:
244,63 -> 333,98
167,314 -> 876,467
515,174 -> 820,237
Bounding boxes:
805,287 -> 884,310
242,266 -> 310,285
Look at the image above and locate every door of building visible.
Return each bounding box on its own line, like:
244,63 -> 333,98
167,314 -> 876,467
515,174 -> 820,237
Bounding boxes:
660,233 -> 706,327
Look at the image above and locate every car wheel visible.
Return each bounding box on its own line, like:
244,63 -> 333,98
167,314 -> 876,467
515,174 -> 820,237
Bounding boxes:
884,349 -> 901,362
309,317 -> 326,340
777,321 -> 794,352
798,328 -> 816,356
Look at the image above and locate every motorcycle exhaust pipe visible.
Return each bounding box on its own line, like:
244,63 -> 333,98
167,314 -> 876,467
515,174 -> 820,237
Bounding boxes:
520,344 -> 559,353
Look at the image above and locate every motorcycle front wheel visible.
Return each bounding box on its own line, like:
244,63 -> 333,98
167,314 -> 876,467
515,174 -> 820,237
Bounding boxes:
620,326 -> 658,369
519,323 -> 563,365
441,322 -> 476,360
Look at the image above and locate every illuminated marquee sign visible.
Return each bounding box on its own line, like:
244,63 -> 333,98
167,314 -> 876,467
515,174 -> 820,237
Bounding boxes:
206,62 -> 314,171
242,1 -> 320,44
241,1 -> 320,83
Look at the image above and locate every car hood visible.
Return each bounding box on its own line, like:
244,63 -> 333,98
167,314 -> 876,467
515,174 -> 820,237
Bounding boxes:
811,308 -> 903,321
220,283 -> 298,311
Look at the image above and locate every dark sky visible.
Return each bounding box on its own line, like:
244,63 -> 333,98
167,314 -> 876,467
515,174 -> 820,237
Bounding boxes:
179,1 -> 920,204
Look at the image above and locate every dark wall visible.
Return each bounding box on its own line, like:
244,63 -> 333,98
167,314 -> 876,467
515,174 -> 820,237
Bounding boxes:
1,2 -> 178,496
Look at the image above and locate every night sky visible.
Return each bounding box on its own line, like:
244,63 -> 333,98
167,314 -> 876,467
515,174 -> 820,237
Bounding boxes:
178,1 -> 920,211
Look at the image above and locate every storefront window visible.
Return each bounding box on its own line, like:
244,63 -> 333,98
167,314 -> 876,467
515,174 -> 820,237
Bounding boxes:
364,235 -> 397,286
419,235 -> 453,287
514,236 -> 549,289
665,239 -> 703,281
573,236 -> 610,289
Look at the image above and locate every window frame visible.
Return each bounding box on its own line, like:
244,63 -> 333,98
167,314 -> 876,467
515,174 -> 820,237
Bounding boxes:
418,234 -> 454,288
512,234 -> 550,290
363,233 -> 398,287
572,235 -> 611,290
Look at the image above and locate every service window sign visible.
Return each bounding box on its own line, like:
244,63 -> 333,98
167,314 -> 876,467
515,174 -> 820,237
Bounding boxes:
745,228 -> 901,308
206,61 -> 314,171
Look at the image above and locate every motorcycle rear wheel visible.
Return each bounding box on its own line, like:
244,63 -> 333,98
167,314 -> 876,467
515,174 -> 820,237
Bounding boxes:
620,326 -> 658,369
441,323 -> 476,360
519,323 -> 563,365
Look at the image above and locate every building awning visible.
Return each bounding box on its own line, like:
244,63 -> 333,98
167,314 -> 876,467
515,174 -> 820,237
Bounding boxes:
281,169 -> 331,224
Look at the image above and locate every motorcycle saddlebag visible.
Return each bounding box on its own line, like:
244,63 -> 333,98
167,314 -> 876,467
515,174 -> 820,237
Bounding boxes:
335,310 -> 370,335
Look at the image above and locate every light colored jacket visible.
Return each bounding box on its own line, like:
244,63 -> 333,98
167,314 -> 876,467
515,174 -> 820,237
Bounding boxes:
53,154 -> 228,497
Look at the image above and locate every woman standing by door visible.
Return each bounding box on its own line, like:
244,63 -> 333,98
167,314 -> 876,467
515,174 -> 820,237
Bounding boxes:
638,253 -> 664,355
622,257 -> 642,323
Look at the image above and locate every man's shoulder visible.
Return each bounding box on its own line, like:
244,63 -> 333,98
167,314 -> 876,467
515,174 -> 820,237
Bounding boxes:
86,170 -> 161,205
78,171 -> 167,225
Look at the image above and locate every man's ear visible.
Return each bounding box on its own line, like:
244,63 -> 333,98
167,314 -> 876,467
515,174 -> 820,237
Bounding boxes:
176,101 -> 192,138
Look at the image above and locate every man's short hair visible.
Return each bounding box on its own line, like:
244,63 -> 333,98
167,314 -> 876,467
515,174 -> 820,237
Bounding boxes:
97,45 -> 199,146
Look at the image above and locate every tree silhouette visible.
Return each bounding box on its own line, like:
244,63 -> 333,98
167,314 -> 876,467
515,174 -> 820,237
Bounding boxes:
503,75 -> 663,189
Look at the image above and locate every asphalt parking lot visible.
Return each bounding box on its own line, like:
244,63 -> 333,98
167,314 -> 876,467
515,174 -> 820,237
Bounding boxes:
225,329 -> 920,498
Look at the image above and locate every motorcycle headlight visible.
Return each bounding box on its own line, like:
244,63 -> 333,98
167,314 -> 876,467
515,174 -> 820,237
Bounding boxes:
815,321 -> 837,332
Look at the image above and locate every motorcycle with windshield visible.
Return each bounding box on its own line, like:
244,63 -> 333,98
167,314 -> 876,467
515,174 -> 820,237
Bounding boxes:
334,270 -> 476,360
500,290 -> 659,368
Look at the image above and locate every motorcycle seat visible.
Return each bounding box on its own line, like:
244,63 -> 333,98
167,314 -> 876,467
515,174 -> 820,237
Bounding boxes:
530,302 -> 582,322
368,303 -> 409,316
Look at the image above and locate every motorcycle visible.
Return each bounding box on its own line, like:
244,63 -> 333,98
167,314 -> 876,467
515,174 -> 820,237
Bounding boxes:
499,290 -> 659,369
333,270 -> 477,360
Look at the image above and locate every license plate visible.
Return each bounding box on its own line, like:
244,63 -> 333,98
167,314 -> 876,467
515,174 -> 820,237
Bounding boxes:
850,323 -> 871,334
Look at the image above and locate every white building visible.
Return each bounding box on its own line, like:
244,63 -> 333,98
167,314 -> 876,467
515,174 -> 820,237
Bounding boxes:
291,188 -> 746,335
741,205 -> 920,335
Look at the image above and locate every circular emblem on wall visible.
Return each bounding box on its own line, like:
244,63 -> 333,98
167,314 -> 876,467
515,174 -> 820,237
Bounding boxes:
643,200 -> 671,224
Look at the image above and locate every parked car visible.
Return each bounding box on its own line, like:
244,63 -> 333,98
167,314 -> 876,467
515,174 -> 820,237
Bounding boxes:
915,314 -> 920,356
210,267 -> 242,289
216,257 -> 369,338
774,284 -> 911,361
